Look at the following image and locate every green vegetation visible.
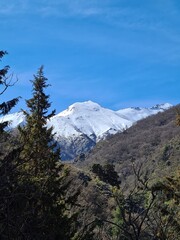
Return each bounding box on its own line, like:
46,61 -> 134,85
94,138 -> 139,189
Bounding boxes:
0,51 -> 19,132
16,66 -> 80,239
0,51 -> 179,239
109,165 -> 180,240
0,60 -> 97,239
92,163 -> 121,187
176,108 -> 180,126
79,104 -> 180,185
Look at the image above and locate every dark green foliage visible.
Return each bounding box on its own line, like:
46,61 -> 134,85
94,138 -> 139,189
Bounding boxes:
92,163 -> 121,187
161,144 -> 172,161
0,51 -> 22,237
0,98 -> 19,115
98,163 -> 180,240
0,63 -> 103,239
151,171 -> 180,240
17,66 -> 82,239
0,146 -> 42,239
19,66 -> 59,175
108,165 -> 156,240
176,107 -> 180,126
0,50 -> 19,132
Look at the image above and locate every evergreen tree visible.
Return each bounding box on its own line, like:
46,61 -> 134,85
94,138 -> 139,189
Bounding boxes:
92,163 -> 121,187
0,51 -> 19,132
0,51 -> 23,238
0,63 -> 102,239
19,65 -> 59,175
18,66 -> 81,239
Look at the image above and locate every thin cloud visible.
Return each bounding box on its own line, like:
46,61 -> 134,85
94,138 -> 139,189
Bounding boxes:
1,0 -> 179,113
37,1 -> 106,18
0,0 -> 29,15
1,0 -> 178,35
0,0 -> 105,17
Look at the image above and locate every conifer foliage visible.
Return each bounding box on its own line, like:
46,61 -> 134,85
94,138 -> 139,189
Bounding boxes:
18,66 -> 80,239
19,66 -> 59,175
0,51 -> 22,238
0,63 -> 93,239
0,51 -> 19,132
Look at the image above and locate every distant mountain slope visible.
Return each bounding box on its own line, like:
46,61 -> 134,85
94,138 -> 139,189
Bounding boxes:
0,101 -> 172,160
77,105 -> 180,185
117,103 -> 172,122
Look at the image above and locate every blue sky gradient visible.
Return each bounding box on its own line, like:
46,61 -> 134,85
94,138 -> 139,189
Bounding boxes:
0,0 -> 180,112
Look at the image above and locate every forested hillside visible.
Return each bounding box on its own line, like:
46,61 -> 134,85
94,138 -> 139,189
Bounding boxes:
77,105 -> 180,184
0,51 -> 179,239
76,106 -> 180,239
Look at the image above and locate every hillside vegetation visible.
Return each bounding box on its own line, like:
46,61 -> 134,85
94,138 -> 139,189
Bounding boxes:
1,51 -> 179,239
77,106 -> 180,185
76,106 -> 180,239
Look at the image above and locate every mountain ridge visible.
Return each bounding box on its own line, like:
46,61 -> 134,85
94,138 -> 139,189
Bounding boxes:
0,101 -> 172,160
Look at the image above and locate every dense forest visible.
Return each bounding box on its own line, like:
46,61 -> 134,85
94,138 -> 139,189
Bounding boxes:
0,51 -> 179,239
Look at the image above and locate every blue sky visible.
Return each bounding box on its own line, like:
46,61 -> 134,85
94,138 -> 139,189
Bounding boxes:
0,0 -> 180,113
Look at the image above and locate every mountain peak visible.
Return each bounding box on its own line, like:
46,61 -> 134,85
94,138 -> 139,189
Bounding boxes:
0,100 -> 173,160
150,103 -> 172,110
70,100 -> 101,110
58,101 -> 101,117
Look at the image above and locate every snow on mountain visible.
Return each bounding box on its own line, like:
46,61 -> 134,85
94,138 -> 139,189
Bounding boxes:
0,101 -> 172,160
150,103 -> 172,110
48,101 -> 132,142
116,103 -> 172,122
0,111 -> 26,129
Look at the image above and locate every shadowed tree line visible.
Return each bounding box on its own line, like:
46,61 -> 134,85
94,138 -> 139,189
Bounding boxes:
0,52 -> 95,239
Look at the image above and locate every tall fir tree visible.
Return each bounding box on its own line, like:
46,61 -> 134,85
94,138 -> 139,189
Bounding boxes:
18,66 -> 81,239
19,65 -> 60,176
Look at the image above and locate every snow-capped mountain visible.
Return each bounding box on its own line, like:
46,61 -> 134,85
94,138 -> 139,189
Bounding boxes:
117,103 -> 172,122
48,101 -> 132,142
0,111 -> 26,128
0,101 -> 172,160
